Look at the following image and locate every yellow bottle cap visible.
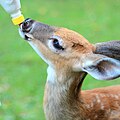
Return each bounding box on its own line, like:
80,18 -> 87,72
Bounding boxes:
12,15 -> 25,25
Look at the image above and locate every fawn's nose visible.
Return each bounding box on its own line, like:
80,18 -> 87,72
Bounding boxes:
21,18 -> 34,32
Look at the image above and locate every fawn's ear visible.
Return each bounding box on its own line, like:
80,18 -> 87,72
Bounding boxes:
95,40 -> 120,61
73,54 -> 120,80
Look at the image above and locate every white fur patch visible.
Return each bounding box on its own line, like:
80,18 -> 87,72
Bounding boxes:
96,95 -> 101,103
100,103 -> 104,110
28,41 -> 52,66
47,66 -> 56,83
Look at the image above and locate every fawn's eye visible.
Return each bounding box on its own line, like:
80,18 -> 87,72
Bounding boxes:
52,39 -> 64,50
48,36 -> 65,53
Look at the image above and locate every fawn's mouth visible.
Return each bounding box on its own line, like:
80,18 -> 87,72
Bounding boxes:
19,29 -> 33,41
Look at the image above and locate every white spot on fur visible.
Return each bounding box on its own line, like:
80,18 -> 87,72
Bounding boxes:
110,94 -> 114,97
94,115 -> 97,119
114,95 -> 119,99
99,94 -> 105,97
47,66 -> 56,83
108,94 -> 119,99
100,103 -> 104,110
107,109 -> 111,114
96,95 -> 101,103
86,103 -> 94,109
86,104 -> 90,109
95,94 -> 105,110
90,103 -> 94,108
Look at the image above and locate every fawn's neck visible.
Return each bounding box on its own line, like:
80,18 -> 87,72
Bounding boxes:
43,66 -> 87,120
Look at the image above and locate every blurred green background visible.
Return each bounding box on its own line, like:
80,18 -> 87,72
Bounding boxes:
0,0 -> 120,120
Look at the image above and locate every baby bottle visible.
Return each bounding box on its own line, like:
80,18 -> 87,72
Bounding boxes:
0,0 -> 24,25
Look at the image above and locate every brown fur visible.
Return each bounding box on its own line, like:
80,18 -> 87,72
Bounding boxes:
43,72 -> 88,120
82,86 -> 120,119
55,28 -> 95,53
44,69 -> 120,120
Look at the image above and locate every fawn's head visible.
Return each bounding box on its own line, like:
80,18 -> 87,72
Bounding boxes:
19,18 -> 120,81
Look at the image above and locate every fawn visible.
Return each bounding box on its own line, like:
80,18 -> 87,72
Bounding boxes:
19,18 -> 120,120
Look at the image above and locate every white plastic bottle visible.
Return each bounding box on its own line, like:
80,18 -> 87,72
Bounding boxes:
0,0 -> 24,25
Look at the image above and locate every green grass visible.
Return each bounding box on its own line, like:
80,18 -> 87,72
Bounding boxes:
0,0 -> 120,119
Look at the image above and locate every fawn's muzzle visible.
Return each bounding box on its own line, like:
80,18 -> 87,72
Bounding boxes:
19,18 -> 57,41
